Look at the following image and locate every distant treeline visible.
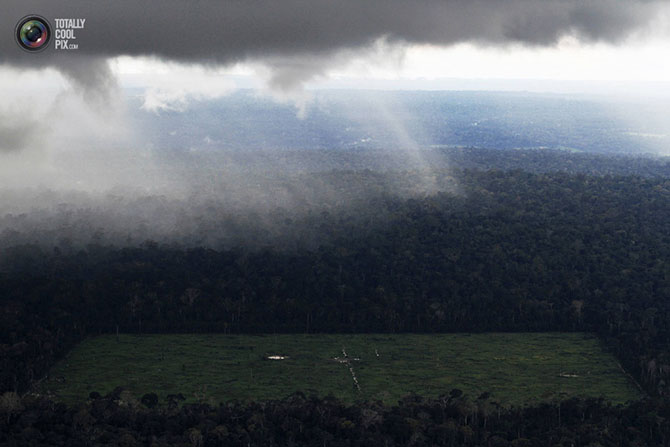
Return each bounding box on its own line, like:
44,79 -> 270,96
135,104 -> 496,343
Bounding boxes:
3,169 -> 670,399
176,146 -> 670,177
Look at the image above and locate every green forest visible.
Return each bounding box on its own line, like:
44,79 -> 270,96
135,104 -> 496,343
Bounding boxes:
4,156 -> 670,445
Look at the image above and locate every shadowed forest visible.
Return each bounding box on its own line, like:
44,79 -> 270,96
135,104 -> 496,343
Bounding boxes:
4,148 -> 670,445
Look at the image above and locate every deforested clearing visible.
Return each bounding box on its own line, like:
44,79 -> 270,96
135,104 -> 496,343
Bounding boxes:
40,333 -> 640,406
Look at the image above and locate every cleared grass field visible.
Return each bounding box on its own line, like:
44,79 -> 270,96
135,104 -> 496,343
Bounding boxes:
40,333 -> 641,406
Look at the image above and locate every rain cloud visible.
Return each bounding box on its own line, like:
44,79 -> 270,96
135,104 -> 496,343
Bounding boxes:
0,0 -> 666,91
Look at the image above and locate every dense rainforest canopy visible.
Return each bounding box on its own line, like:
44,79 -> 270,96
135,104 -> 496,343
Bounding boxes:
4,150 -> 670,445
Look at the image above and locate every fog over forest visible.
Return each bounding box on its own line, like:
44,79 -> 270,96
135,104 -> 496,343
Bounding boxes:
1,88 -> 669,253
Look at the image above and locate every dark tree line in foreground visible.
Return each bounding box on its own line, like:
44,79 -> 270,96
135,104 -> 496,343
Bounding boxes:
3,168 -> 670,443
3,389 -> 670,446
6,388 -> 670,446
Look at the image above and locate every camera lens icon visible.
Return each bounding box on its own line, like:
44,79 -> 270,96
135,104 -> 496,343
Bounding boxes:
16,16 -> 51,52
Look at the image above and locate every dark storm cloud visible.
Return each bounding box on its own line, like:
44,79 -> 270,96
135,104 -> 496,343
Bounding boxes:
1,1 -> 665,84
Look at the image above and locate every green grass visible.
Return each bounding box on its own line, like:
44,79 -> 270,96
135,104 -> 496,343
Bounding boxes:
40,333 -> 641,406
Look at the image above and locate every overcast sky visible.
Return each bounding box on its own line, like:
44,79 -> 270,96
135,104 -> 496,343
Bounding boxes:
2,0 -> 670,96
113,35 -> 670,95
